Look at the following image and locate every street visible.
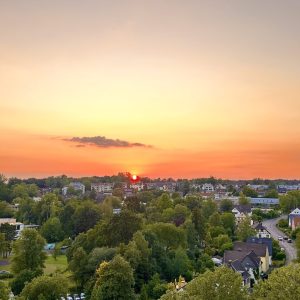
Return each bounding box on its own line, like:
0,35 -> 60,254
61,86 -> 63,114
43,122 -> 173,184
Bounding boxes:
262,216 -> 297,264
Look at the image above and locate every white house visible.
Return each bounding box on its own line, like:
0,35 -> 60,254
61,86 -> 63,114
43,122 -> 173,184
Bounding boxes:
202,183 -> 214,192
232,205 -> 253,225
254,223 -> 271,238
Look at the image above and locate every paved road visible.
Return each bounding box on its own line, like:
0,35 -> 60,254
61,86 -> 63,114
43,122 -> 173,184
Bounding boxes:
262,215 -> 297,264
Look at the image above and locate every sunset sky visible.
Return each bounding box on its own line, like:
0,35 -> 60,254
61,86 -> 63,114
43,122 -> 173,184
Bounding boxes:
0,0 -> 300,179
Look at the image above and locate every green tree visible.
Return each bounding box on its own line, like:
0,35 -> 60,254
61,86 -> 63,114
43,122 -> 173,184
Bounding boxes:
252,263 -> 300,299
91,255 -> 135,300
0,201 -> 14,218
102,210 -> 142,246
237,217 -> 255,241
0,281 -> 9,300
144,223 -> 186,250
239,193 -> 250,205
161,266 -> 247,300
192,208 -> 207,242
74,200 -> 101,234
202,200 -> 217,220
40,217 -> 64,243
68,246 -> 89,289
279,191 -> 300,213
221,213 -> 236,236
296,232 -> 300,262
11,269 -> 41,295
21,274 -> 68,300
156,193 -> 173,211
11,229 -> 46,274
242,186 -> 258,198
265,189 -> 278,198
220,199 -> 233,212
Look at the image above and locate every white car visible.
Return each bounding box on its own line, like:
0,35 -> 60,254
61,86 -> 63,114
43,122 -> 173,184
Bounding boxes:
278,236 -> 283,241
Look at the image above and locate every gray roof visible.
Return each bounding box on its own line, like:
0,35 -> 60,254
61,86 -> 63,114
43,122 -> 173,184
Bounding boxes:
233,204 -> 251,214
224,249 -> 260,270
250,198 -> 279,205
233,241 -> 267,257
254,222 -> 267,231
246,237 -> 273,256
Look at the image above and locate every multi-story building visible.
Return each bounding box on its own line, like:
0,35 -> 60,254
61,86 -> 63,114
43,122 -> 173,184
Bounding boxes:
91,182 -> 114,193
62,182 -> 85,196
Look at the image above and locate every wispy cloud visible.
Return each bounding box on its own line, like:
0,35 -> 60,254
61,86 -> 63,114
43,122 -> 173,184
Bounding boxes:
64,136 -> 152,149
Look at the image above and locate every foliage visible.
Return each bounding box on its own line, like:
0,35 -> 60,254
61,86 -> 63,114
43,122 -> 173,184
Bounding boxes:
219,199 -> 233,212
0,281 -> 9,300
279,191 -> 300,213
20,274 -> 68,300
242,186 -> 258,198
91,255 -> 135,300
0,201 -> 14,218
236,217 -> 255,241
40,217 -> 64,243
11,269 -> 41,295
11,228 -> 46,274
252,264 -> 300,299
161,266 -> 247,300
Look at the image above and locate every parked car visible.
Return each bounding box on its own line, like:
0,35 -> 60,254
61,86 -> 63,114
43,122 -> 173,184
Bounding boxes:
278,236 -> 283,241
284,236 -> 288,240
288,239 -> 292,243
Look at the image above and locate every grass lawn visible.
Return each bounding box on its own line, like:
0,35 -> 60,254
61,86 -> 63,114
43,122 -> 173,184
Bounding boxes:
44,254 -> 68,275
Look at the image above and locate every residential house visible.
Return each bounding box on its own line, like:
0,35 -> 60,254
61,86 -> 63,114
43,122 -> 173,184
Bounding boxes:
202,183 -> 214,192
253,223 -> 271,239
247,237 -> 273,266
289,208 -> 300,230
233,241 -> 270,273
91,182 -> 114,193
224,249 -> 261,287
232,204 -> 253,225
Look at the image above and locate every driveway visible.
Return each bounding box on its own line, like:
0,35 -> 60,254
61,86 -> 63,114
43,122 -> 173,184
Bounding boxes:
262,215 -> 297,264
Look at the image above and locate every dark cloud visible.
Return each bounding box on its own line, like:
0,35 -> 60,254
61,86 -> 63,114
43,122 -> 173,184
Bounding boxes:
64,136 -> 152,148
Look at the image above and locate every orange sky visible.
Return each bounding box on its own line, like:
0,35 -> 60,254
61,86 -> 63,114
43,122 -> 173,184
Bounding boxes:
0,1 -> 300,179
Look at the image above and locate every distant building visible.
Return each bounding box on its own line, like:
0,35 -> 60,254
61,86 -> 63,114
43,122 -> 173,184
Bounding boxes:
0,218 -> 24,238
250,198 -> 279,206
62,182 -> 85,196
232,205 -> 252,225
278,185 -> 300,193
253,223 -> 271,239
289,208 -> 300,230
91,182 -> 114,193
233,241 -> 270,273
224,249 -> 260,287
130,183 -> 144,191
202,183 -> 214,192
247,237 -> 273,266
248,184 -> 269,191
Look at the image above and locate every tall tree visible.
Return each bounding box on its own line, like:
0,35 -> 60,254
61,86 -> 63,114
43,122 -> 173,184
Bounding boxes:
91,255 -> 135,300
252,263 -> 300,299
161,267 -> 247,300
21,274 -> 68,300
11,228 -> 46,274
236,217 -> 255,241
